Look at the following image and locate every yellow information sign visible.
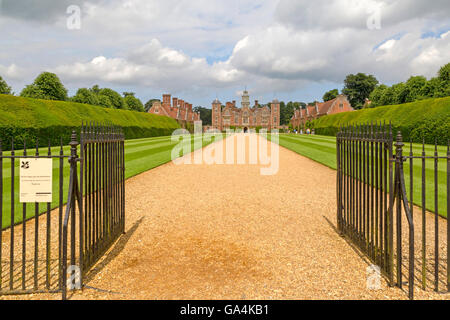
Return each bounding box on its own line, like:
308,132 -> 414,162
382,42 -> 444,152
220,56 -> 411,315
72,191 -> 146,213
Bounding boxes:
19,158 -> 53,203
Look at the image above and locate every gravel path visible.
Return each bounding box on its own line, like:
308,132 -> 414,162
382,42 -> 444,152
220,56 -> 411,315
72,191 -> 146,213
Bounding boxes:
2,134 -> 449,300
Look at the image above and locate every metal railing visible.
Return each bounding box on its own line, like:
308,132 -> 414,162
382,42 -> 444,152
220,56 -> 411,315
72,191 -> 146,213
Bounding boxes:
337,123 -> 449,300
0,124 -> 125,299
62,124 -> 125,299
0,138 -> 68,295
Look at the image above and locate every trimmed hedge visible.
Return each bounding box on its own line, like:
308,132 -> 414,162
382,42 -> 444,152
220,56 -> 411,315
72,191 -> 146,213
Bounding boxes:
313,97 -> 450,145
0,94 -> 180,149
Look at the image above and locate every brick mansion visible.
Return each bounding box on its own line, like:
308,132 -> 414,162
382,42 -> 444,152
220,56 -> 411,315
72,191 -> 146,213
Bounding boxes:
148,94 -> 201,127
212,90 -> 280,131
290,94 -> 354,130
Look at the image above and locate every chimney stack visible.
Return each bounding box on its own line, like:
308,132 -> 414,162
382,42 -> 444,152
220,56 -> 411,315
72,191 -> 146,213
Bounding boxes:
162,94 -> 171,107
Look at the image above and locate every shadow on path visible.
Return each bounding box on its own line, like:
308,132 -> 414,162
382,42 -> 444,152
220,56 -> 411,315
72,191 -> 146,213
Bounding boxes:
67,217 -> 144,298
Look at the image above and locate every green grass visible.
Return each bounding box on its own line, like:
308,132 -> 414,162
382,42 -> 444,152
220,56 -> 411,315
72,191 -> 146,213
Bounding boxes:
0,94 -> 181,149
1,134 -> 222,229
269,134 -> 449,218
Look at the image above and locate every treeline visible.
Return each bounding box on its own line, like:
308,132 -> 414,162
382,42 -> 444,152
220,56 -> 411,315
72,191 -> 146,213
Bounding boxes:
369,63 -> 450,107
319,62 -> 450,110
0,71 -> 151,113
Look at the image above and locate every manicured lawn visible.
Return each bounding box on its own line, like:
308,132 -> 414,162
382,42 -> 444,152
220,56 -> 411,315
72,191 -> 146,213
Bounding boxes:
0,134 -> 222,229
269,134 -> 449,218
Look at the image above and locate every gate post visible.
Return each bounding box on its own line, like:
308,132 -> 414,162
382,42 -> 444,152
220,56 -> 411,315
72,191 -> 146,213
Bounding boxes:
62,131 -> 81,300
337,128 -> 342,234
394,132 -> 403,288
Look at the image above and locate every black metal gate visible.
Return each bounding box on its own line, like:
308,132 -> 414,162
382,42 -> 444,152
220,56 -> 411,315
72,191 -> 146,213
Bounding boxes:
337,123 -> 449,300
0,139 -> 67,295
0,123 -> 125,299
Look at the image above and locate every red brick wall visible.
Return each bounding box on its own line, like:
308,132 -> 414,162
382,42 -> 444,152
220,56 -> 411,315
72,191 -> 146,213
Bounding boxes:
328,95 -> 353,115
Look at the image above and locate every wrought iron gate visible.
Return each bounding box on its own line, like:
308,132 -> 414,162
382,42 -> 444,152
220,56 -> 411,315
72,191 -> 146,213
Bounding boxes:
0,139 -> 67,295
0,123 -> 125,299
337,123 -> 449,300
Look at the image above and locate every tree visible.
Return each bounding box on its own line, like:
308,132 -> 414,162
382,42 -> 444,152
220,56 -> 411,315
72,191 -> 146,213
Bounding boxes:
369,84 -> 388,107
436,62 -> 450,97
0,76 -> 12,95
404,76 -> 427,102
123,92 -> 144,112
438,62 -> 450,83
97,95 -> 113,108
20,72 -> 68,101
98,88 -> 126,109
342,73 -> 379,109
392,82 -> 407,104
193,106 -> 212,125
280,101 -> 298,126
90,84 -> 101,95
323,89 -> 339,102
72,88 -> 99,105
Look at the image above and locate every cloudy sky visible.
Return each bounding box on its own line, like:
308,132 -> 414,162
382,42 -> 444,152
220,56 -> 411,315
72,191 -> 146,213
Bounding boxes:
1,0 -> 449,107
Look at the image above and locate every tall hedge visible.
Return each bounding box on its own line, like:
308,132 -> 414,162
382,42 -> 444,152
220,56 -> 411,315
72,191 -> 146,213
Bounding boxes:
313,96 -> 450,145
0,94 -> 180,150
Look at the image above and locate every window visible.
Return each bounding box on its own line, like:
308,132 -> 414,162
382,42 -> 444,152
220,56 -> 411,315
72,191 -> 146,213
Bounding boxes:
339,103 -> 343,109
274,117 -> 277,123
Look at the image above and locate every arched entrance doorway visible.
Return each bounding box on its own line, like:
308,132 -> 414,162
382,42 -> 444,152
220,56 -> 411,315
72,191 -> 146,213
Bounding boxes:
244,127 -> 248,133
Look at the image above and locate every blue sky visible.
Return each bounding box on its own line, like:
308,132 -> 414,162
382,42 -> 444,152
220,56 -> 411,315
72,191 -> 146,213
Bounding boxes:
0,0 -> 449,107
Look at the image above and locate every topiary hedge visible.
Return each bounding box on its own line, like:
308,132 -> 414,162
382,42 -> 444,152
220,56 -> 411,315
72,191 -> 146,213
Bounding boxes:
313,97 -> 450,145
0,94 -> 180,150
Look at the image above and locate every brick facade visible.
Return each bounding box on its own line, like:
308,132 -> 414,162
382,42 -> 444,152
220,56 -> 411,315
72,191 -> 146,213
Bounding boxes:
148,93 -> 201,128
290,94 -> 354,129
211,90 -> 280,131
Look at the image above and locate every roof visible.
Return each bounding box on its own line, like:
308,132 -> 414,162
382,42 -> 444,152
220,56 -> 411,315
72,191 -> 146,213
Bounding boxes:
316,99 -> 335,115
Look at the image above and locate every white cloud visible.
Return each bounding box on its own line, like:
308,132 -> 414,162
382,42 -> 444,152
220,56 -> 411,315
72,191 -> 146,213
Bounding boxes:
1,0 -> 449,103
53,39 -> 244,91
0,64 -> 24,80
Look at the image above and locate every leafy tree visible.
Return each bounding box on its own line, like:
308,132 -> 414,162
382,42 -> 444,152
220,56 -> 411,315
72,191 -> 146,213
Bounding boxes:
0,76 -> 12,95
369,84 -> 388,107
123,92 -> 144,112
378,86 -> 395,106
438,62 -> 450,83
90,84 -> 101,95
280,101 -> 299,125
98,88 -> 126,109
323,89 -> 339,102
342,73 -> 379,109
404,76 -> 427,102
20,72 -> 68,101
97,95 -> 113,108
420,77 -> 440,98
392,82 -> 407,104
72,88 -> 99,105
193,106 -> 212,125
